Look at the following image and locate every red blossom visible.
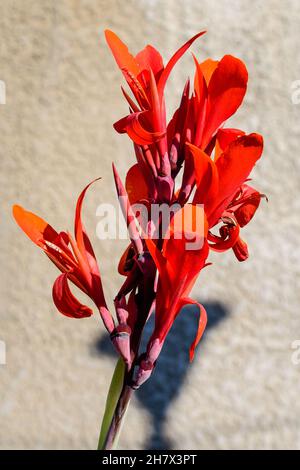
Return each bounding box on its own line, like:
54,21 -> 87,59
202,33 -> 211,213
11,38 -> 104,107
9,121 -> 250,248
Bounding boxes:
13,30 -> 265,389
105,30 -> 265,385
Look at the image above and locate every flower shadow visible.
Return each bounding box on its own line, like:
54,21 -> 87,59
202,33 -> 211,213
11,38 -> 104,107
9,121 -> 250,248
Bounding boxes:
93,301 -> 229,450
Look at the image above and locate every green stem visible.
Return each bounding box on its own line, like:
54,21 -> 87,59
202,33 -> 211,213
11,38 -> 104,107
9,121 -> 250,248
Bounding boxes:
97,358 -> 126,450
102,384 -> 134,450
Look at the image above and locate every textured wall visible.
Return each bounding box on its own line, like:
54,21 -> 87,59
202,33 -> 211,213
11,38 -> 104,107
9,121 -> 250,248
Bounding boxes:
1,0 -> 300,449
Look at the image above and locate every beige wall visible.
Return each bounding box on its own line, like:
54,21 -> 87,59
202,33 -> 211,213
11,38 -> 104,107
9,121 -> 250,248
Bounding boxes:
1,0 -> 300,449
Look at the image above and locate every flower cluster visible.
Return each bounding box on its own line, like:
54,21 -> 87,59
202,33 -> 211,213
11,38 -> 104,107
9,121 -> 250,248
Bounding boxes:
13,30 -> 264,389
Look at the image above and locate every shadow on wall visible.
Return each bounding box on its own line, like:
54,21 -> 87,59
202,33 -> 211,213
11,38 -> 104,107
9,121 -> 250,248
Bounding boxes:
93,301 -> 229,450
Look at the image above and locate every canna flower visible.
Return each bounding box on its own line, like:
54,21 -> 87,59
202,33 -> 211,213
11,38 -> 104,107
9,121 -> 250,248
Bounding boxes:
13,28 -> 265,449
13,181 -> 133,364
12,180 -> 114,329
105,29 -> 206,148
106,30 -> 265,387
105,29 -> 206,203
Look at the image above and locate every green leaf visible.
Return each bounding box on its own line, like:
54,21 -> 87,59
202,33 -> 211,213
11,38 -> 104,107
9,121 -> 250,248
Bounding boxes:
97,358 -> 125,450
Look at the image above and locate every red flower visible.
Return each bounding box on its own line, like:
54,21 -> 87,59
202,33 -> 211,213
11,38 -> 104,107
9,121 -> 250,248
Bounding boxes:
188,133 -> 264,259
13,180 -> 114,332
13,30 -> 265,392
105,29 -> 206,203
134,204 -> 209,385
105,29 -> 206,147
105,30 -> 265,386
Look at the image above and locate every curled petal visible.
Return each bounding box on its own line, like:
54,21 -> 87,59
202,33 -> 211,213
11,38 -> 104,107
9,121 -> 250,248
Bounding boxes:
52,273 -> 93,319
208,223 -> 240,252
114,111 -> 165,145
179,298 -> 207,362
232,236 -> 249,261
233,190 -> 263,227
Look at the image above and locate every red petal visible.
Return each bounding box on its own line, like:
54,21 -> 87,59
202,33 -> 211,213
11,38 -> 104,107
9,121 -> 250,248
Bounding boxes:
178,298 -> 207,362
114,111 -> 165,145
146,206 -> 209,353
121,86 -> 140,112
105,30 -> 140,80
215,128 -> 245,160
144,237 -> 167,281
202,55 -> 248,148
52,273 -> 93,319
232,236 -> 249,261
193,54 -> 207,103
135,45 -> 164,79
149,68 -> 163,134
199,58 -> 219,85
74,178 -> 101,275
112,163 -> 143,255
157,31 -> 206,99
125,164 -> 149,205
163,205 -> 209,296
217,134 -> 263,199
232,186 -> 262,227
150,237 -> 209,346
178,144 -> 196,204
74,180 -> 112,324
118,244 -> 134,276
209,133 -> 263,226
193,55 -> 208,146
208,223 -> 240,252
13,205 -> 58,248
13,206 -> 81,279
169,79 -> 190,138
187,144 -> 219,216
